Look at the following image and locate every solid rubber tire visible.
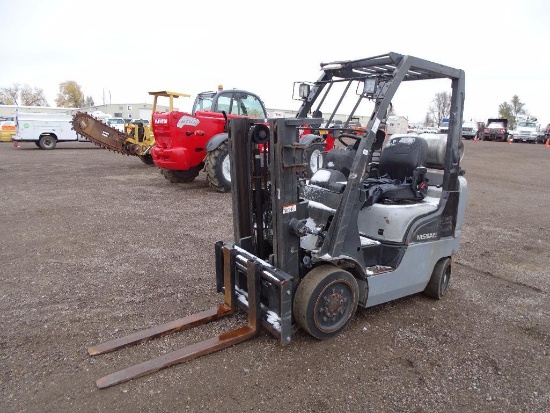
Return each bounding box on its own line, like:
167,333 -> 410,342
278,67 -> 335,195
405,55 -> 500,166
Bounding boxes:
424,257 -> 451,299
294,265 -> 359,340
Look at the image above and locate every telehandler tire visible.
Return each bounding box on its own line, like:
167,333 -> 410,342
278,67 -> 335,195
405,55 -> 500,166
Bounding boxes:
38,135 -> 56,150
424,257 -> 451,299
305,143 -> 325,177
161,168 -> 200,183
139,154 -> 155,165
205,141 -> 231,192
294,265 -> 359,340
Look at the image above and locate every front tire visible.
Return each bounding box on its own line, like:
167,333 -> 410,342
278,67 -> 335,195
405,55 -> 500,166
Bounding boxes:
38,135 -> 56,150
139,154 -> 154,165
161,167 -> 200,183
424,257 -> 451,299
294,265 -> 359,340
205,140 -> 231,192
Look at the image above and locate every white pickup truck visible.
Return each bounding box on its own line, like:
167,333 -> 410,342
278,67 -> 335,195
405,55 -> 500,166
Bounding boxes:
13,112 -> 90,149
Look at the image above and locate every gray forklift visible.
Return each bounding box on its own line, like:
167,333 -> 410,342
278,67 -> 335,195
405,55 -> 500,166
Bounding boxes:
88,52 -> 467,388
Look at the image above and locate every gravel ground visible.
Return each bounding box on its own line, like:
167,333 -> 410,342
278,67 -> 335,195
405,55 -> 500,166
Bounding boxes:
0,139 -> 548,413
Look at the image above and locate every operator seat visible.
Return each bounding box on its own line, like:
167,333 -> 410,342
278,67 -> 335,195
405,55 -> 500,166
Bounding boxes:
324,129 -> 386,178
362,135 -> 428,207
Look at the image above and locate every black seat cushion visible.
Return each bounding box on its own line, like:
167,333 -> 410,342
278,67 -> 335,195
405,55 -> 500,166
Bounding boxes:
362,136 -> 428,207
378,136 -> 428,181
325,148 -> 356,178
309,169 -> 347,193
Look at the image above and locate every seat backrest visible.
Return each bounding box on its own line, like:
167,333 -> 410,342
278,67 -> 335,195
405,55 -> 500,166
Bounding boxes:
378,136 -> 428,181
325,148 -> 356,178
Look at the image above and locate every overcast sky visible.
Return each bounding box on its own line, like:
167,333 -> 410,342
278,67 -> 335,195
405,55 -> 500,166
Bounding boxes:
1,0 -> 548,125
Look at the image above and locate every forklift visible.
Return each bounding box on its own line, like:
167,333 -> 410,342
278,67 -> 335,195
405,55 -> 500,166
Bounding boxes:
88,52 -> 467,388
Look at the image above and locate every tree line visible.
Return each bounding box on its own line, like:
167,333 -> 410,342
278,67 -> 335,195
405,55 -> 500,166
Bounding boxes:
424,91 -> 531,130
2,80 -> 532,130
0,81 -> 94,108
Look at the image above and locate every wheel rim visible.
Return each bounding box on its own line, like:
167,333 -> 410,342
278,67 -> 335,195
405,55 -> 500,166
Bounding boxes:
441,265 -> 451,294
222,154 -> 231,183
44,138 -> 54,147
313,279 -> 355,333
309,149 -> 324,174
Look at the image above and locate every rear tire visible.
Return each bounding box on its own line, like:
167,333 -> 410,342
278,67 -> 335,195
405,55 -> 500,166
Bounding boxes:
38,135 -> 56,150
161,167 -> 200,183
424,257 -> 451,299
205,140 -> 231,192
294,265 -> 359,340
139,154 -> 154,165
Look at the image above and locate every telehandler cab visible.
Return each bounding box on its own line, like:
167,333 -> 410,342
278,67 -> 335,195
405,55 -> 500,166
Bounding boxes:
88,52 -> 467,388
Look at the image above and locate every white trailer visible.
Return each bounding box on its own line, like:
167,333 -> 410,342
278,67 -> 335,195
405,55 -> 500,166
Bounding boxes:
14,112 -> 89,150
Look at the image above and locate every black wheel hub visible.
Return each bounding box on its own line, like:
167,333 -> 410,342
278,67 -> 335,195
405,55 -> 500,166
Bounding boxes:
315,283 -> 353,332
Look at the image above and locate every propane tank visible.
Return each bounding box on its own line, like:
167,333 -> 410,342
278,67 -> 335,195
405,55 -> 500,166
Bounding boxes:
418,133 -> 464,169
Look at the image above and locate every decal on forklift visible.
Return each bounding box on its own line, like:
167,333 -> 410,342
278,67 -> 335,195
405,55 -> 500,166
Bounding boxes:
154,118 -> 168,124
416,232 -> 439,241
177,116 -> 200,128
283,204 -> 297,214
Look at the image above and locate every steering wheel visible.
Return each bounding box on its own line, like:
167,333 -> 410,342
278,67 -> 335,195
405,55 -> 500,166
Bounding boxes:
337,133 -> 362,148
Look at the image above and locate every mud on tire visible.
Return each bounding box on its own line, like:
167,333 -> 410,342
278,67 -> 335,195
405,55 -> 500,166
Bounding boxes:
161,167 -> 200,183
38,135 -> 57,150
205,140 -> 231,192
139,154 -> 155,165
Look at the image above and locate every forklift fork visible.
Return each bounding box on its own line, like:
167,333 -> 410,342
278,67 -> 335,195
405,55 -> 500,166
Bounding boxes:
88,246 -> 261,389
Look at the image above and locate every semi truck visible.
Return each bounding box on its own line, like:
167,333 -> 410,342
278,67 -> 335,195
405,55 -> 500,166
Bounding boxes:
512,115 -> 541,143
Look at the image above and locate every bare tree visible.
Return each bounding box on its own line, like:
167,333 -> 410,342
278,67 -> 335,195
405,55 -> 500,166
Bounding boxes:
20,86 -> 49,106
0,83 -> 48,106
424,112 -> 433,126
428,91 -> 451,126
0,84 -> 21,105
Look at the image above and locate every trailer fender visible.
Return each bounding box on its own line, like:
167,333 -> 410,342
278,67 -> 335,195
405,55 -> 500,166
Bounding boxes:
205,133 -> 228,152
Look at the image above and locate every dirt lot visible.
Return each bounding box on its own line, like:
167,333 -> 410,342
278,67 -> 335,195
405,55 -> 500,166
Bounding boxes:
1,139 -> 548,413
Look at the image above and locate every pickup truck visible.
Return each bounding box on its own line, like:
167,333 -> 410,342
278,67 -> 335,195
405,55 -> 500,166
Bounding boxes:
461,121 -> 479,140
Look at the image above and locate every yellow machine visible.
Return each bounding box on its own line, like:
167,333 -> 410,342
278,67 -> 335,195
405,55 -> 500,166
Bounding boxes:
72,91 -> 190,164
0,120 -> 16,142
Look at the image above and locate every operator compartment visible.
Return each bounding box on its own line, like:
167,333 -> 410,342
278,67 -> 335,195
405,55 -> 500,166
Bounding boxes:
357,133 -> 461,243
